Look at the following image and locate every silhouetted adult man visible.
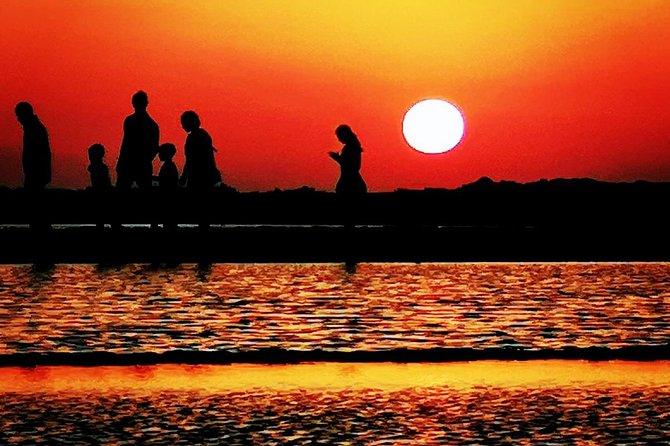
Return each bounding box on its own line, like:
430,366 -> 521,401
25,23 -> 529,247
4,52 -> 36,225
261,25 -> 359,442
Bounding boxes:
15,102 -> 51,190
15,102 -> 52,234
116,91 -> 160,189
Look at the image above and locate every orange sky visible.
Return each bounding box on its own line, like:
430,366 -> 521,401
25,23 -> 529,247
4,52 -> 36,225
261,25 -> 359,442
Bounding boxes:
1,0 -> 669,191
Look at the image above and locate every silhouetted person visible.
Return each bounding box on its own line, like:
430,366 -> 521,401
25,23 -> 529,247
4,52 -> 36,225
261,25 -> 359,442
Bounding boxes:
328,125 -> 366,262
87,144 -> 112,230
116,91 -> 159,189
87,144 -> 112,190
156,143 -> 179,189
179,111 -> 221,189
179,111 -> 221,231
344,261 -> 357,274
16,102 -> 52,233
155,143 -> 179,231
328,125 -> 367,196
15,102 -> 51,190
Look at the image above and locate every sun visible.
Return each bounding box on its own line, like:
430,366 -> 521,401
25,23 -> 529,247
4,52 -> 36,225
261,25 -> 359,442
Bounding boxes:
402,99 -> 465,154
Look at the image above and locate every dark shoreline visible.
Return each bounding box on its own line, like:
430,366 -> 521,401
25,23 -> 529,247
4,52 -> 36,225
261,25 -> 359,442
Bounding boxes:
1,224 -> 669,264
2,345 -> 669,367
2,178 -> 669,263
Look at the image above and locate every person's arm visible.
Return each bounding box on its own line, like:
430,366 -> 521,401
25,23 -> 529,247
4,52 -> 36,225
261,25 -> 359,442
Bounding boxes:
179,138 -> 190,186
328,151 -> 342,164
179,162 -> 189,186
151,121 -> 160,160
103,165 -> 112,188
117,118 -> 130,172
38,123 -> 52,184
120,119 -> 130,152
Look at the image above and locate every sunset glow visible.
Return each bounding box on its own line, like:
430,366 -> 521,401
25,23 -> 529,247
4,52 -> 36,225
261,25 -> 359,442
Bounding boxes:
1,361 -> 669,393
1,1 -> 670,190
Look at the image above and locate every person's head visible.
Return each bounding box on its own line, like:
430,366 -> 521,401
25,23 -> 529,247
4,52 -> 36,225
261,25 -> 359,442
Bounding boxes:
335,124 -> 359,146
87,143 -> 105,163
180,110 -> 201,132
15,102 -> 34,126
158,143 -> 177,162
132,91 -> 149,111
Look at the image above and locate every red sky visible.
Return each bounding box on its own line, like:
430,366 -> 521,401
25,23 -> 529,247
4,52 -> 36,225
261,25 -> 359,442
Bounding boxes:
1,0 -> 669,191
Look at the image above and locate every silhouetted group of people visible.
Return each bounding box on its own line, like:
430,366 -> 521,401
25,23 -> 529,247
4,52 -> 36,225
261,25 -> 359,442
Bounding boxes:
15,91 -> 367,229
87,91 -> 222,194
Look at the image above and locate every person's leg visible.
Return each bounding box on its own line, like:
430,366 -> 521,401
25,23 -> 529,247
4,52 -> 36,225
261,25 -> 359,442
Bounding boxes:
136,162 -> 154,190
136,163 -> 158,229
24,179 -> 50,232
113,168 -> 134,229
23,180 -> 51,265
115,168 -> 133,190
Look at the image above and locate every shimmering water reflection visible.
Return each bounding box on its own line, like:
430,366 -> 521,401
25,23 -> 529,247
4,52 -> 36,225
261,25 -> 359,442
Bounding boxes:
1,263 -> 669,354
1,362 -> 668,444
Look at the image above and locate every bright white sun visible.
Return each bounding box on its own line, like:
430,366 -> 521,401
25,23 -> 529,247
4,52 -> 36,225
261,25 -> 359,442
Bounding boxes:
403,99 -> 465,154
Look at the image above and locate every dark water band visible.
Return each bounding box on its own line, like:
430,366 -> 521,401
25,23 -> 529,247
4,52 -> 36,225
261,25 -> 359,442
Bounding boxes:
1,344 -> 669,367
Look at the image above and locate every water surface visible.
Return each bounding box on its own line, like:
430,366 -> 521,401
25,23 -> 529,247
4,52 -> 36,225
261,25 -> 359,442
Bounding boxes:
1,262 -> 669,354
1,362 -> 668,444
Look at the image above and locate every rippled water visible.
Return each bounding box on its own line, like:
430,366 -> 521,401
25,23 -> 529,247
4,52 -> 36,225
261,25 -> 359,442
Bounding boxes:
3,385 -> 669,444
2,263 -> 669,444
0,263 -> 669,354
1,362 -> 669,444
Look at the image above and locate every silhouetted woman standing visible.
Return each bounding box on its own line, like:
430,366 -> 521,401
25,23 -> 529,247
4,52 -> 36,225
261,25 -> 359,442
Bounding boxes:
179,111 -> 220,189
328,125 -> 367,195
179,110 -> 221,231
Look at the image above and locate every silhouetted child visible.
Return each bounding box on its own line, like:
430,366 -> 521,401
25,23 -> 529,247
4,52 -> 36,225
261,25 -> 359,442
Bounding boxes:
156,143 -> 179,189
88,144 -> 112,189
154,143 -> 179,231
87,144 -> 112,229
